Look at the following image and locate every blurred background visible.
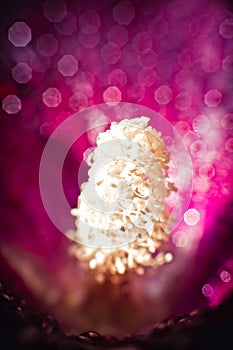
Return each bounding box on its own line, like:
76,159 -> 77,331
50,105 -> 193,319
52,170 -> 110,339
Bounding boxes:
0,0 -> 233,348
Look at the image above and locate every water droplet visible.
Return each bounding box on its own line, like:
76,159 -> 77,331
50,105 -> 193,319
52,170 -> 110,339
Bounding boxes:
79,331 -> 102,342
192,14 -> 215,34
30,53 -> 51,73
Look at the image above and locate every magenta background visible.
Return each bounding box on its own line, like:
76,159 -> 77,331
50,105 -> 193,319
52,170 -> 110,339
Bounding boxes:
0,0 -> 233,332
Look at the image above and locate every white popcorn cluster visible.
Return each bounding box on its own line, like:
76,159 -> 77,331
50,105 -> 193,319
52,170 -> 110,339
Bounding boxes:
69,117 -> 176,282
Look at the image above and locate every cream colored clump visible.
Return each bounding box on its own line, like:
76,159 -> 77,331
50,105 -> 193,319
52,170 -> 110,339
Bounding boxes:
69,117 -> 176,283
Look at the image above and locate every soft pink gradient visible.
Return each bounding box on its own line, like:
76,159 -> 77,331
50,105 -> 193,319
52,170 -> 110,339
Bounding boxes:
0,0 -> 233,337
